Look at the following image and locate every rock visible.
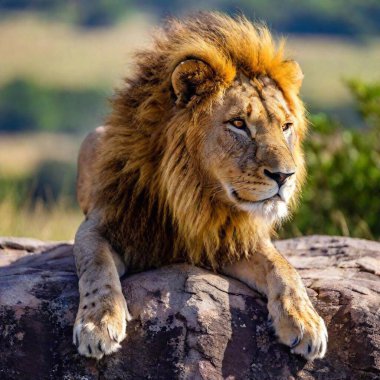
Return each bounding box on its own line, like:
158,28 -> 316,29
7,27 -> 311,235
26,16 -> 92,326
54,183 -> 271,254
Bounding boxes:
0,236 -> 379,380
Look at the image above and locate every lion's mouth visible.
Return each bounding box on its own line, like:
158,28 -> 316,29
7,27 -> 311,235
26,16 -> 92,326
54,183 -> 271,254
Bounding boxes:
231,189 -> 282,204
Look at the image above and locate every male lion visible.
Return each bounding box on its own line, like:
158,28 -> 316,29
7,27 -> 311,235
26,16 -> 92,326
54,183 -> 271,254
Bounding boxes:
73,13 -> 328,361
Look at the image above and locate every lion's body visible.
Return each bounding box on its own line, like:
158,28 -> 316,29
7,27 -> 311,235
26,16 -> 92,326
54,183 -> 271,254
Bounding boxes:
90,13 -> 306,270
73,13 -> 328,361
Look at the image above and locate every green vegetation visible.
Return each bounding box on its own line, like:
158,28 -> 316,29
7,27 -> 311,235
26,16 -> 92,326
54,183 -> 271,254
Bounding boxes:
348,80 -> 380,128
281,81 -> 380,239
0,0 -> 134,28
1,0 -> 380,36
0,79 -> 108,133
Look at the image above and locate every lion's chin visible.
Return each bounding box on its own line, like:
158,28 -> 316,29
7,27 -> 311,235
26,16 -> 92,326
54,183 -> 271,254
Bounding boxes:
236,195 -> 289,222
223,183 -> 290,222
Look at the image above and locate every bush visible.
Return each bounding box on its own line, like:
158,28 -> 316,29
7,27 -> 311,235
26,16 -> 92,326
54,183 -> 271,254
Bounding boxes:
30,160 -> 77,206
281,81 -> 380,239
347,80 -> 380,129
0,160 -> 77,208
0,79 -> 108,134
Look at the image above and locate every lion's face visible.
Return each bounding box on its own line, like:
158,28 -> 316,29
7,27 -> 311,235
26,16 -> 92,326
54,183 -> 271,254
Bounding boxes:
170,56 -> 305,224
198,75 -> 299,221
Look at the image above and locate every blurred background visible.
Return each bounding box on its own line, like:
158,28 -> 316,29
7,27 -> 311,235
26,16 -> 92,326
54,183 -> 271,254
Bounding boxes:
0,1 -> 379,241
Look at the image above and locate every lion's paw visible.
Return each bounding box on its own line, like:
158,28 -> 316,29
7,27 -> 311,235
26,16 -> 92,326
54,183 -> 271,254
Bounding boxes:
73,290 -> 131,360
268,292 -> 328,360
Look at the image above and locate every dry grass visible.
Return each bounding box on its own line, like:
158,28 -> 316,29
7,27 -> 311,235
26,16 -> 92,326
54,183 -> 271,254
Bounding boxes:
0,133 -> 81,177
0,198 -> 82,241
0,133 -> 83,240
0,13 -> 379,108
0,12 -> 153,89
288,36 -> 380,107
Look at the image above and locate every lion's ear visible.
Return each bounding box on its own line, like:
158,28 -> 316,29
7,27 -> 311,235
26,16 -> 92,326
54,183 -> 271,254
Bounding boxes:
285,60 -> 304,91
171,59 -> 215,106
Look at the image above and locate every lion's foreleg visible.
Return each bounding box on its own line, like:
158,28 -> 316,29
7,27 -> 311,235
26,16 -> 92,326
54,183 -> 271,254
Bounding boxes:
73,211 -> 131,359
221,241 -> 328,360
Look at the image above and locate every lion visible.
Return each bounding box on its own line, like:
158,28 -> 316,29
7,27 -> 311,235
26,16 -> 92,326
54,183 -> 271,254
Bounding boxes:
73,12 -> 328,361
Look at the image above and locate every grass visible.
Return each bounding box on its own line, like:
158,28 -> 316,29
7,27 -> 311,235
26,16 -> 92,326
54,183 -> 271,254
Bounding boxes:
0,197 -> 82,241
0,13 -> 379,109
0,133 -> 81,177
0,12 -> 152,90
0,133 -> 82,241
288,36 -> 380,109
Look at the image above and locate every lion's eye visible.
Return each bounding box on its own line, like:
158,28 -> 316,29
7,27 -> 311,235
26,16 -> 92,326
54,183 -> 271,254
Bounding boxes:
231,119 -> 246,129
282,122 -> 293,132
226,118 -> 251,138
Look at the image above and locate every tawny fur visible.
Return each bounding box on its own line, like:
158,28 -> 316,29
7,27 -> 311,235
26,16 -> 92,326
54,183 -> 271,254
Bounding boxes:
92,13 -> 307,270
74,13 -> 328,362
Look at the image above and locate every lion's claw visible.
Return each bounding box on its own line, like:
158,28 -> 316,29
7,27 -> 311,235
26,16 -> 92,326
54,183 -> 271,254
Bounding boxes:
269,293 -> 328,360
73,290 -> 131,360
291,336 -> 301,348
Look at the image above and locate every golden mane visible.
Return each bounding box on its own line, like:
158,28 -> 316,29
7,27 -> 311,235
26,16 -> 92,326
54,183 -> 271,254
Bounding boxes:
94,12 -> 307,270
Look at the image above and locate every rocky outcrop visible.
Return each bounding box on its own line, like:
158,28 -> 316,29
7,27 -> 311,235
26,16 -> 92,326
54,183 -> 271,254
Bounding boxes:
0,236 -> 379,380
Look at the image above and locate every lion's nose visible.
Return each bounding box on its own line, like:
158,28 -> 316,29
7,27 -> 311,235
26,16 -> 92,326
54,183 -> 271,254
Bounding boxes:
264,169 -> 295,187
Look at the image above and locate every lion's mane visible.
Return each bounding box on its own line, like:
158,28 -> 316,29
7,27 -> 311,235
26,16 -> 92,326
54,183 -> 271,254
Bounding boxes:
94,12 -> 307,270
